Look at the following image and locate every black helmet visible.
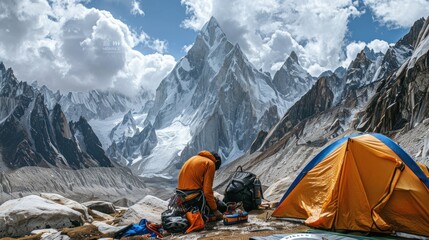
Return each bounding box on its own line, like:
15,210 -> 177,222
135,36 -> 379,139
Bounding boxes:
210,152 -> 222,170
162,216 -> 189,233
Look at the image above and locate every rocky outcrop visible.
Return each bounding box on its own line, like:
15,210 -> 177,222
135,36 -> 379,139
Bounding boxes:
71,117 -> 113,167
40,193 -> 92,222
51,104 -> 86,169
119,195 -> 168,225
83,201 -> 116,214
0,195 -> 84,238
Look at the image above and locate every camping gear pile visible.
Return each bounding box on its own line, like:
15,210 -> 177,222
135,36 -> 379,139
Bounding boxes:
159,190 -> 204,234
157,165 -> 264,234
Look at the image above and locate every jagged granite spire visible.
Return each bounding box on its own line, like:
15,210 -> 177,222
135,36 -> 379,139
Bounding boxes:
397,17 -> 425,48
289,51 -> 298,63
272,51 -> 315,100
356,16 -> 429,133
199,16 -> 227,47
0,62 -> 5,74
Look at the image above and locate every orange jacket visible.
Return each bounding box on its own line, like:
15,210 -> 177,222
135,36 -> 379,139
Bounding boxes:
177,151 -> 217,211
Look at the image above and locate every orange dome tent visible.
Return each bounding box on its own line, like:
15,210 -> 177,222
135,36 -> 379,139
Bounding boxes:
272,133 -> 429,237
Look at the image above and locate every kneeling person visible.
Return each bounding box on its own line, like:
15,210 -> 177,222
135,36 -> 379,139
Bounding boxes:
177,151 -> 225,220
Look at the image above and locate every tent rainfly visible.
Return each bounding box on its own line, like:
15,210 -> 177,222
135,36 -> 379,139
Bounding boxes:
272,133 -> 429,237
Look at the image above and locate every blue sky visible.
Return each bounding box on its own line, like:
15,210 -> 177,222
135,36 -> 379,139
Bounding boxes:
84,0 -> 196,58
346,6 -> 408,44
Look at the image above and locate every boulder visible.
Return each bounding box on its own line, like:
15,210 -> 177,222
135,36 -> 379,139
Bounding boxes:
31,228 -> 59,236
93,221 -> 124,234
40,193 -> 92,222
263,177 -> 293,201
113,197 -> 134,207
40,232 -> 71,240
0,195 -> 84,238
31,229 -> 70,239
88,209 -> 115,222
83,201 -> 116,214
119,195 -> 168,225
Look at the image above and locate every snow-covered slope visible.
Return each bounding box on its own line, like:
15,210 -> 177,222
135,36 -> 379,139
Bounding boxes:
113,17 -> 312,177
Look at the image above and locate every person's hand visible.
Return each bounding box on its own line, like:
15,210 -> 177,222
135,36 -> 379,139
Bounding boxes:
214,210 -> 223,220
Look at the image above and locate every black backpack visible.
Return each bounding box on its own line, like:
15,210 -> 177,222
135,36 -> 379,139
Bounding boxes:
223,166 -> 263,211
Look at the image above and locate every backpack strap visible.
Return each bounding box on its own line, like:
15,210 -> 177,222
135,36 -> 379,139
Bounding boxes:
236,166 -> 243,172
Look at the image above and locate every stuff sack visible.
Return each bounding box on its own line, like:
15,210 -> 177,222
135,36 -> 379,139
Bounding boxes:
185,210 -> 205,233
223,166 -> 263,211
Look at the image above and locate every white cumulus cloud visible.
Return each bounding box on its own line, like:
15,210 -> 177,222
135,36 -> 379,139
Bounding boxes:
131,0 -> 144,16
149,39 -> 168,54
342,38 -> 389,68
0,0 -> 175,96
367,39 -> 390,53
364,0 -> 429,28
344,41 -> 367,67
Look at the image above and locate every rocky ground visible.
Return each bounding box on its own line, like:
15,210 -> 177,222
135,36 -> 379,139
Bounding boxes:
0,193 -> 308,240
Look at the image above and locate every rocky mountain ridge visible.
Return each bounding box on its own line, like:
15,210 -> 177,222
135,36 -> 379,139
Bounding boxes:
0,64 -> 114,170
37,82 -> 152,122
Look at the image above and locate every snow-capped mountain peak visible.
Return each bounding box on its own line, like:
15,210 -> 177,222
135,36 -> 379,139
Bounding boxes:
120,17 -> 299,177
200,16 -> 227,48
288,51 -> 299,63
0,64 -> 18,88
272,51 -> 315,102
108,110 -> 138,143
